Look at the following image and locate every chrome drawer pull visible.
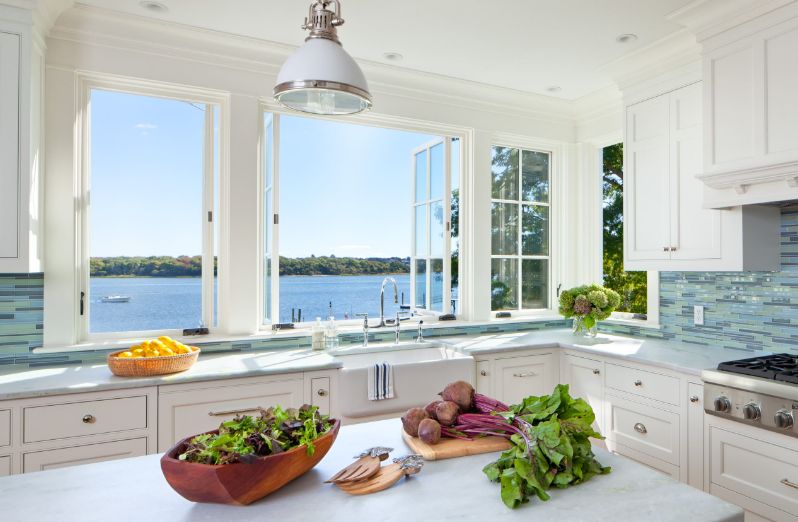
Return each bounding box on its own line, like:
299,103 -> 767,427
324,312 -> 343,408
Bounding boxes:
690,395 -> 699,403
480,370 -> 488,377
316,389 -> 328,397
513,372 -> 537,378
781,479 -> 798,490
633,422 -> 647,434
208,407 -> 262,417
592,369 -> 600,375
82,414 -> 96,424
634,379 -> 643,387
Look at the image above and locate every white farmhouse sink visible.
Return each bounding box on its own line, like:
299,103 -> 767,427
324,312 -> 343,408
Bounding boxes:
334,343 -> 474,421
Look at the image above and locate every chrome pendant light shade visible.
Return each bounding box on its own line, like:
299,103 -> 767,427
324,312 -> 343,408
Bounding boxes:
274,0 -> 372,115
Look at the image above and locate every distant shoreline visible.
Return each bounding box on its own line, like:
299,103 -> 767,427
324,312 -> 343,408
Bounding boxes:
90,273 -> 409,278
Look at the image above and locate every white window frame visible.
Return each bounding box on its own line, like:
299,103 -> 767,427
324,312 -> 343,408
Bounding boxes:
489,136 -> 559,316
257,100 -> 471,328
75,74 -> 228,342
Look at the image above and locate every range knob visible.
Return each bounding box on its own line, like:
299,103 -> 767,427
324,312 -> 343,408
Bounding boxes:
775,410 -> 795,429
713,396 -> 731,413
743,402 -> 761,421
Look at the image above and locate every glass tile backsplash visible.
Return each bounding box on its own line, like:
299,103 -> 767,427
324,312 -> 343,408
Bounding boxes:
2,209 -> 797,369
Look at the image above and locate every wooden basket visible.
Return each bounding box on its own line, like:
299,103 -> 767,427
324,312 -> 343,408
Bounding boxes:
107,347 -> 200,377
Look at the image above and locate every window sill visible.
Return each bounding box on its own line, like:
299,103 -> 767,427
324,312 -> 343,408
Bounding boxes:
34,315 -> 569,354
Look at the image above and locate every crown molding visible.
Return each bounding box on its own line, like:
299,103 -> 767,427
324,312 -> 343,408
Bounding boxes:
667,0 -> 796,42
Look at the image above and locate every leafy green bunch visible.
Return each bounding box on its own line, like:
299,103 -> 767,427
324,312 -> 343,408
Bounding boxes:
179,405 -> 332,465
483,384 -> 611,509
558,284 -> 621,328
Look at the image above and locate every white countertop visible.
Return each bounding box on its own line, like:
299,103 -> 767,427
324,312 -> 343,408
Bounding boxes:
0,418 -> 743,522
0,329 -> 769,401
0,348 -> 341,400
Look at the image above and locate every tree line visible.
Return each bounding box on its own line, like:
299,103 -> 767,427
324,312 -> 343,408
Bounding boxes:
90,255 -> 410,277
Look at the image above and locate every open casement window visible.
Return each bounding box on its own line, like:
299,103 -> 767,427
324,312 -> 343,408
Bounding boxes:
411,138 -> 454,314
262,112 -> 280,325
490,146 -> 551,312
80,85 -> 220,339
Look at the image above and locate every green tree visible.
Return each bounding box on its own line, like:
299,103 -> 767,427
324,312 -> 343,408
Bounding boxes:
602,143 -> 647,314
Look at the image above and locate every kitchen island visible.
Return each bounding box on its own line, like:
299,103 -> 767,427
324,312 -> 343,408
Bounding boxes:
0,418 -> 743,522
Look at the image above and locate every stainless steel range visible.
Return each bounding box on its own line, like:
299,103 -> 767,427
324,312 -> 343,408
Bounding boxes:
702,353 -> 798,437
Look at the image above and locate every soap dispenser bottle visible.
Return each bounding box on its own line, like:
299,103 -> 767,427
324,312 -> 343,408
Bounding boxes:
325,316 -> 339,350
311,318 -> 325,351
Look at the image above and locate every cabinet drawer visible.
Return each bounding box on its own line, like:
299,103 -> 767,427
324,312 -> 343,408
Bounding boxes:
0,409 -> 10,447
710,425 -> 798,517
23,438 -> 147,473
605,363 -> 679,405
0,455 -> 10,476
493,354 -> 557,406
24,396 -> 148,443
606,394 -> 679,465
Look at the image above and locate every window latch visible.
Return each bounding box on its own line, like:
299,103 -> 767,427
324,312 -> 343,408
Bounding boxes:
556,283 -> 562,297
207,211 -> 213,222
79,291 -> 85,316
274,213 -> 279,225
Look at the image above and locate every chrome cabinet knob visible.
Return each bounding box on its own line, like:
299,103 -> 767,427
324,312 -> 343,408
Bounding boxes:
689,395 -> 699,403
743,402 -> 761,421
775,410 -> 794,429
633,379 -> 642,387
633,422 -> 647,434
317,389 -> 328,397
82,414 -> 96,424
592,369 -> 600,375
480,370 -> 488,377
713,396 -> 731,413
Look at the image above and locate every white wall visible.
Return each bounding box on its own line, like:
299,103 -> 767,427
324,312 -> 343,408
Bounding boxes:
42,5 -> 619,346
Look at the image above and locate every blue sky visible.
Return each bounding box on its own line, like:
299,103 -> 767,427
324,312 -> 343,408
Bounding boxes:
90,89 -> 435,258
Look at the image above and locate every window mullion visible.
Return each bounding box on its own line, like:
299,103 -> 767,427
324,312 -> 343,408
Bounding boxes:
271,113 -> 281,324
201,104 -> 215,330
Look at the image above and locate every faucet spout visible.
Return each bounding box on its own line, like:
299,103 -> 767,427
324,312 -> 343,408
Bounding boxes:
379,276 -> 399,327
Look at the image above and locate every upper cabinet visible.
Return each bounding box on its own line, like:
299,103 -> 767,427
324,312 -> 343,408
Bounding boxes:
624,81 -> 780,272
697,4 -> 798,207
0,6 -> 44,273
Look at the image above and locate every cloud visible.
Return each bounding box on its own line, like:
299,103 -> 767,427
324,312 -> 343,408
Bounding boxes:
135,123 -> 157,130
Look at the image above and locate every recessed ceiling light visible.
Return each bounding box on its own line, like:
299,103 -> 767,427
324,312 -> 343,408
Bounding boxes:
139,1 -> 168,13
383,52 -> 404,62
616,33 -> 638,44
545,86 -> 562,93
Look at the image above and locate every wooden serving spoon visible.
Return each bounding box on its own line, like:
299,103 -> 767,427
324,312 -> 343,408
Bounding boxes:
326,447 -> 393,484
335,455 -> 424,495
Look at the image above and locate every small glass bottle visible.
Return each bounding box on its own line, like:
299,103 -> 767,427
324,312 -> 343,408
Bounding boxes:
325,316 -> 339,350
311,317 -> 325,351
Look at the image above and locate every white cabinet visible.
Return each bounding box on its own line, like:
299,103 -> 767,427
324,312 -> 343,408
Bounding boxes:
686,382 -> 704,491
624,81 -> 779,271
698,5 -> 798,208
0,455 -> 10,476
0,7 -> 43,273
23,438 -> 148,473
0,408 -> 10,447
157,374 -> 304,451
560,353 -> 604,439
492,353 -> 558,405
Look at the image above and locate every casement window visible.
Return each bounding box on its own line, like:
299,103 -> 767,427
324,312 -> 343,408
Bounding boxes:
79,81 -> 221,339
260,111 -> 461,326
490,145 -> 551,312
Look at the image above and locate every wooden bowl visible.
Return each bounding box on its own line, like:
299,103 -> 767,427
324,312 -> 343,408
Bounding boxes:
107,347 -> 199,377
160,419 -> 341,505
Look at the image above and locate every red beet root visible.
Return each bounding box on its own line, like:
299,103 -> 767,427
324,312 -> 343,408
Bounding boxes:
424,400 -> 443,420
418,418 -> 442,444
435,401 -> 460,426
440,381 -> 475,411
401,407 -> 429,437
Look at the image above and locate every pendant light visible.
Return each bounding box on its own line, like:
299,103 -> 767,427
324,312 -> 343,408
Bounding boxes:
273,0 -> 372,115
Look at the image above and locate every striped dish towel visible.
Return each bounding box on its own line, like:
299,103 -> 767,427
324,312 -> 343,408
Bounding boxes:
367,362 -> 395,400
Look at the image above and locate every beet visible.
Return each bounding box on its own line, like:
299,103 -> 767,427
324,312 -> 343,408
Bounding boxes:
424,400 -> 443,420
401,407 -> 429,437
435,401 -> 460,426
418,418 -> 441,444
440,380 -> 475,411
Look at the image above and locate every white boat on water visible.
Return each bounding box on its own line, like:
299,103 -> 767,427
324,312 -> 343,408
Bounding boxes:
101,295 -> 131,303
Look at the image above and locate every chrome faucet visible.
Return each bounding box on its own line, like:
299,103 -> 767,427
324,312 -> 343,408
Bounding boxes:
394,312 -> 401,344
378,277 -> 398,327
362,313 -> 369,347
416,320 -> 424,343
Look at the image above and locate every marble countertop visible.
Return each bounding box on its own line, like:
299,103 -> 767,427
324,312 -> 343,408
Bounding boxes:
441,329 -> 760,376
0,348 -> 342,400
0,418 -> 743,522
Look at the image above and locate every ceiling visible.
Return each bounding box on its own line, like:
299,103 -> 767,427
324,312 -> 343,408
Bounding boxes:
73,0 -> 695,100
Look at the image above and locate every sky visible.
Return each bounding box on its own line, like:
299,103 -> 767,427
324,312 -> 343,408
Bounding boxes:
90,89 -> 436,259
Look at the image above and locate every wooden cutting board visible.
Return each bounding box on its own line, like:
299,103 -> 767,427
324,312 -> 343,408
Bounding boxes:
402,430 -> 511,461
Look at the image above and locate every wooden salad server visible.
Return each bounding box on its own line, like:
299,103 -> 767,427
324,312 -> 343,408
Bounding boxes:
335,455 -> 424,495
325,446 -> 393,484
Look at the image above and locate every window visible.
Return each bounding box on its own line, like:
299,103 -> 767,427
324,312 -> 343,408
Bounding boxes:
82,86 -> 220,337
490,146 -> 550,312
261,112 -> 461,325
602,143 -> 648,317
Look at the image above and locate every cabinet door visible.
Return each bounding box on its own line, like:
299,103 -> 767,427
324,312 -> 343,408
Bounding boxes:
493,354 -> 557,405
310,377 -> 331,416
158,377 -> 304,451
625,94 -> 671,261
0,455 -> 10,477
0,32 -> 20,259
687,382 -> 704,490
669,83 -> 721,261
23,438 -> 147,473
476,360 -> 491,396
561,354 -> 604,438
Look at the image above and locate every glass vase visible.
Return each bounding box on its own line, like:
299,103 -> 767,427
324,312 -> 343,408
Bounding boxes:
572,316 -> 598,338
